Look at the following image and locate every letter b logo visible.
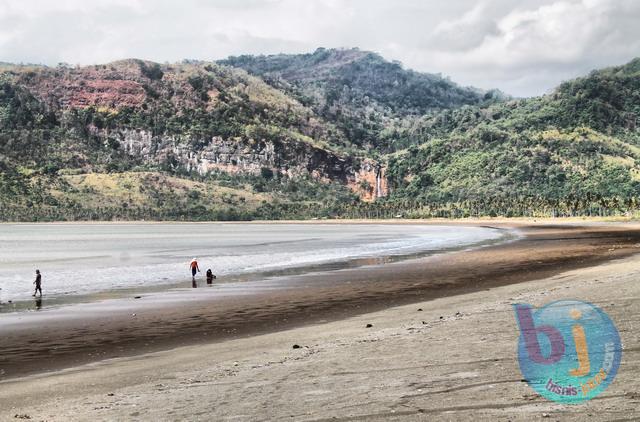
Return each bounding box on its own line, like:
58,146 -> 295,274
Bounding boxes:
514,300 -> 621,404
515,304 -> 565,364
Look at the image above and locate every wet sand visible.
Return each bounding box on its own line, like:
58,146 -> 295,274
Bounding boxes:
1,222 -> 640,420
1,222 -> 640,385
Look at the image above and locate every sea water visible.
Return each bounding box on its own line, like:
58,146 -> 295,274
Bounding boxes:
0,223 -> 504,302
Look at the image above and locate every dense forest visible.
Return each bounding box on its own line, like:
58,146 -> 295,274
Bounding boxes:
380,59 -> 640,217
1,50 -> 639,221
222,48 -> 505,153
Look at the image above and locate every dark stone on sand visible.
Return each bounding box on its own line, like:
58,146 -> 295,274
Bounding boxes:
366,323 -> 373,328
107,393 -> 115,396
439,316 -> 444,320
292,344 -> 301,349
134,296 -> 142,299
417,308 -> 423,311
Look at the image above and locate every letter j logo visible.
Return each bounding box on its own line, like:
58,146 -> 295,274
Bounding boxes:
514,300 -> 621,404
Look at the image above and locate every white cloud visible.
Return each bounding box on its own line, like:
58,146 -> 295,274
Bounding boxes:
0,0 -> 638,96
408,0 -> 640,95
430,3 -> 498,51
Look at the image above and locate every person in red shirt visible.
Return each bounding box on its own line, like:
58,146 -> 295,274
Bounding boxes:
189,258 -> 200,281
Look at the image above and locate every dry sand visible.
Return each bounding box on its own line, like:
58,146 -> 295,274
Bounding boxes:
1,223 -> 640,421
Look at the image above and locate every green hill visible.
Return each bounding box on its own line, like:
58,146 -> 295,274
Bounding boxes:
221,48 -> 504,152
381,59 -> 640,217
0,59 -> 365,221
1,51 -> 639,221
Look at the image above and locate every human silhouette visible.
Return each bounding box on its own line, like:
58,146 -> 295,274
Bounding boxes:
32,269 -> 42,297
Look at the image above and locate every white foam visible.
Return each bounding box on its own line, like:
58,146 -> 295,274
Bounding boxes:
0,223 -> 504,302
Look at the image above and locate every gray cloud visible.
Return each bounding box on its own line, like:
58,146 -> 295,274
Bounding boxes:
0,0 -> 638,96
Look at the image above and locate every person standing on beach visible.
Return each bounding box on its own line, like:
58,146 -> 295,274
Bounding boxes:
33,269 -> 42,297
190,258 -> 200,281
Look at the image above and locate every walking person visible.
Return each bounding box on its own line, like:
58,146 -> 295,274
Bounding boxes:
190,258 -> 200,281
33,269 -> 42,297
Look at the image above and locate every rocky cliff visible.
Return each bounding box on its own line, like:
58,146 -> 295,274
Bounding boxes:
96,128 -> 387,200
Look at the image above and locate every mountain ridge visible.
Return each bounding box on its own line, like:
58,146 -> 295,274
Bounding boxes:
220,48 -> 505,152
1,50 -> 639,220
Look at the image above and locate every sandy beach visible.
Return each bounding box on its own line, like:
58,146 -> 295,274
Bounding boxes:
1,222 -> 640,420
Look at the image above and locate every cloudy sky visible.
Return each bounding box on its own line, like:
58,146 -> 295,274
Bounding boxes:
1,0 -> 639,96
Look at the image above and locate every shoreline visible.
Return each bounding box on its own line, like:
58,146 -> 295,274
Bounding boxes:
1,222 -> 640,420
0,224 -> 513,311
2,223 -> 640,382
0,215 -> 637,225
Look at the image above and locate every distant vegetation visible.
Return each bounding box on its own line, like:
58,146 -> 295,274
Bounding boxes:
1,51 -> 640,221
379,59 -> 640,217
222,48 -> 504,153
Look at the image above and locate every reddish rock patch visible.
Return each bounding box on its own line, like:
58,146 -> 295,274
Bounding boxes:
63,79 -> 146,109
348,163 -> 388,202
16,64 -> 148,110
30,78 -> 147,109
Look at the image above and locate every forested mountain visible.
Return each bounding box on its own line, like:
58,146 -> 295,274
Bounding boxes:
383,58 -> 640,217
221,48 -> 505,152
0,50 -> 639,221
0,59 -> 365,220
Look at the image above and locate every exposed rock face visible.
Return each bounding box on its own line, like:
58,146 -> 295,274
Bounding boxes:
349,161 -> 388,202
17,65 -> 148,110
114,129 -> 276,174
103,129 -> 388,201
60,79 -> 146,109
